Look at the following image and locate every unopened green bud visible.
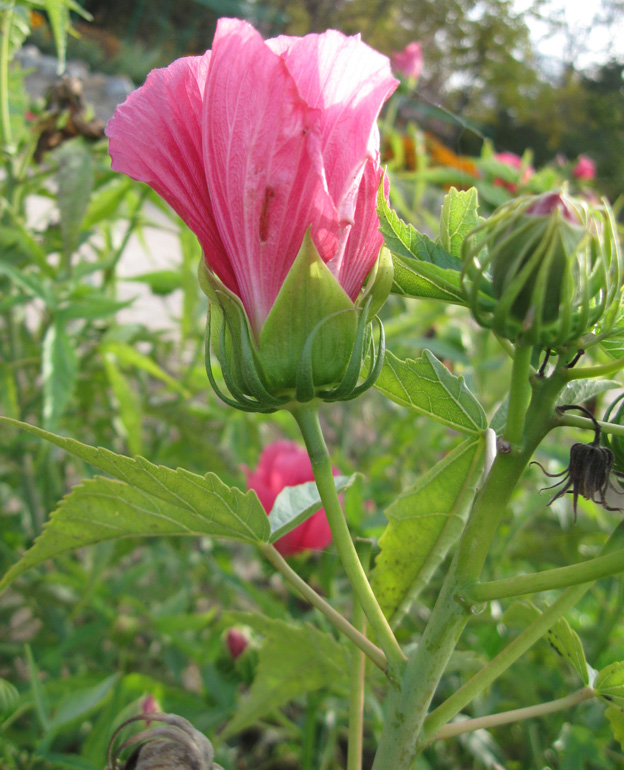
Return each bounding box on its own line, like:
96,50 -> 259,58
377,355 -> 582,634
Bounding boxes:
199,235 -> 391,413
462,190 -> 623,349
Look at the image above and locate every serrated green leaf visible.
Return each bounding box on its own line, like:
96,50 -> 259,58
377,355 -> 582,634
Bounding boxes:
222,612 -> 349,738
556,379 -> 621,407
547,617 -> 590,685
378,186 -> 460,269
605,705 -> 624,751
374,349 -> 487,434
268,475 -> 357,543
372,438 -> 482,621
54,140 -> 94,257
1,474 -> 269,591
595,661 -> 624,709
440,187 -> 480,260
0,416 -> 269,590
42,317 -> 77,429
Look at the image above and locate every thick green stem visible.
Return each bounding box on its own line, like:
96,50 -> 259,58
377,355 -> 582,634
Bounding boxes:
464,549 -> 624,602
504,344 -> 534,447
423,522 -> 624,743
370,369 -> 565,770
423,582 -> 591,742
434,687 -> 594,741
291,403 -> 406,679
259,543 -> 387,671
347,541 -> 370,770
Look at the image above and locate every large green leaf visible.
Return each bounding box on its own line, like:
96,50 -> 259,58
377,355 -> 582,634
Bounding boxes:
595,661 -> 624,709
42,318 -> 77,430
0,476 -> 271,591
268,475 -> 357,543
371,438 -> 483,622
374,350 -> 487,434
439,187 -> 480,260
0,417 -> 269,590
222,612 -> 349,738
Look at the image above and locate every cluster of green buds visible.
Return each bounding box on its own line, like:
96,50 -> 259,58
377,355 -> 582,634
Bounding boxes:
199,236 -> 393,413
461,190 -> 623,349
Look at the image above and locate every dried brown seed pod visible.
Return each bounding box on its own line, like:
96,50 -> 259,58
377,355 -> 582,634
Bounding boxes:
106,712 -> 223,770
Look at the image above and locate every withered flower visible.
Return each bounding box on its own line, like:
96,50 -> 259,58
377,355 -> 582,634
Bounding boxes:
106,712 -> 223,770
533,405 -> 622,521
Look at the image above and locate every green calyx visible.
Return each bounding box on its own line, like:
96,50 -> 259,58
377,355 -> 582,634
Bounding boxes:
462,190 -> 623,350
198,234 -> 392,412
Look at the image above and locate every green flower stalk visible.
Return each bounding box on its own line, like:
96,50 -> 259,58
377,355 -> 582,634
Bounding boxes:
462,190 -> 623,349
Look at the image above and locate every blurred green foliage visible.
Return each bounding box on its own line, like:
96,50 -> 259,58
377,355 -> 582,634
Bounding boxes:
1,3 -> 624,770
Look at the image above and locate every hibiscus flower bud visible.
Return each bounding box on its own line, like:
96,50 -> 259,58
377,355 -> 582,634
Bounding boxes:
107,18 -> 397,412
462,190 -> 624,349
391,41 -> 424,81
245,440 -> 337,556
573,155 -> 596,181
225,628 -> 248,660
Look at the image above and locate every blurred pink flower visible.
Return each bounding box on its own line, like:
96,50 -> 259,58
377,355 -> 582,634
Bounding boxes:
493,152 -> 534,192
107,18 -> 397,335
391,41 -> 424,80
246,440 -> 335,556
573,155 -> 596,180
226,628 -> 249,659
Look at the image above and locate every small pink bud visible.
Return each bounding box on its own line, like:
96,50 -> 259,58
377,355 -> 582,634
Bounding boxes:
391,41 -> 424,80
141,694 -> 159,714
226,629 -> 248,660
573,155 -> 596,180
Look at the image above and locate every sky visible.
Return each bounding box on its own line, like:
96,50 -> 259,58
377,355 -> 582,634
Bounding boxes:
523,0 -> 624,71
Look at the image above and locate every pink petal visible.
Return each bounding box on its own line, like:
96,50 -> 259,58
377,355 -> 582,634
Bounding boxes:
203,18 -> 325,332
330,158 -> 386,301
106,54 -> 238,294
246,440 -> 336,556
269,30 -> 397,266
